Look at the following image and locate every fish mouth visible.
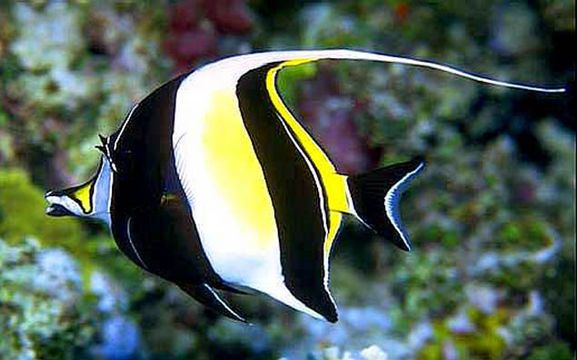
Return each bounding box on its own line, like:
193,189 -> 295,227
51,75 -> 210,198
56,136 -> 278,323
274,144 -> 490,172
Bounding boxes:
45,191 -> 74,217
45,203 -> 74,217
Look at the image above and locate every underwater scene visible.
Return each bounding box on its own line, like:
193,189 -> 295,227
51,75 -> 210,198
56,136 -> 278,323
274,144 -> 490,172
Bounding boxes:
0,1 -> 574,359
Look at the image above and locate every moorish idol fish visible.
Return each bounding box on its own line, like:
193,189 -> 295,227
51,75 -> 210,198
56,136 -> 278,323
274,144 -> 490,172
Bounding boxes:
44,50 -> 564,323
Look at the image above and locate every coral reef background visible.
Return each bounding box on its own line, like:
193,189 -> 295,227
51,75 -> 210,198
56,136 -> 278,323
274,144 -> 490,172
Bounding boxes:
0,1 -> 574,359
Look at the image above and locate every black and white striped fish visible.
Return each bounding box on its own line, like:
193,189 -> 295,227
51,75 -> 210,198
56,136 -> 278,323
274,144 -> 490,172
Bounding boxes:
44,49 -> 564,322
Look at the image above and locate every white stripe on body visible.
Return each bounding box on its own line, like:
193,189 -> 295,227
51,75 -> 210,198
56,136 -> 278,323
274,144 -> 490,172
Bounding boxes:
172,70 -> 325,320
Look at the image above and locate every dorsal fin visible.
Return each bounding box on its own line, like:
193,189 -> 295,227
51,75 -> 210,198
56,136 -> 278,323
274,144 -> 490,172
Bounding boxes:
95,133 -> 119,173
228,49 -> 566,93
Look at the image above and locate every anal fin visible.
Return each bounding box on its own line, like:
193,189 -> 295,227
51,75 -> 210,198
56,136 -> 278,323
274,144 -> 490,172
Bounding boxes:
178,283 -> 247,323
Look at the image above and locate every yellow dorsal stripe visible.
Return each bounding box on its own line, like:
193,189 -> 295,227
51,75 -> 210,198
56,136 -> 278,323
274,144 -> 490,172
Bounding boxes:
326,212 -> 341,257
265,59 -> 350,254
266,59 -> 336,175
323,174 -> 349,213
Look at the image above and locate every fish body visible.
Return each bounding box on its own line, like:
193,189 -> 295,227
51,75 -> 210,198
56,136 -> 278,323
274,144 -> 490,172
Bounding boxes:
45,50 -> 564,322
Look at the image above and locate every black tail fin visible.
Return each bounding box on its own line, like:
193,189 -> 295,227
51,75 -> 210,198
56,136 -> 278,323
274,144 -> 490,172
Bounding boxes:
347,157 -> 425,251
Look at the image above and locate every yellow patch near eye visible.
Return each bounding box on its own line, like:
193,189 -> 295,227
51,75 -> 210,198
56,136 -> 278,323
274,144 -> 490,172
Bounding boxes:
72,181 -> 94,214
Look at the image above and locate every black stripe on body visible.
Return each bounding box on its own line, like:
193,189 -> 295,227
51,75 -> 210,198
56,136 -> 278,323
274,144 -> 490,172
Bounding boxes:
108,74 -> 228,289
237,64 -> 337,322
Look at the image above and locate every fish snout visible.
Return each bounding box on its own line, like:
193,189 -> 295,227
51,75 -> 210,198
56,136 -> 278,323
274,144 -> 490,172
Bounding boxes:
45,192 -> 74,217
45,203 -> 74,217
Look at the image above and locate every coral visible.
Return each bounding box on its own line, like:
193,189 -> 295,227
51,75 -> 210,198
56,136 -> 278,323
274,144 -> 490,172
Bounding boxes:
0,238 -> 98,359
164,0 -> 253,74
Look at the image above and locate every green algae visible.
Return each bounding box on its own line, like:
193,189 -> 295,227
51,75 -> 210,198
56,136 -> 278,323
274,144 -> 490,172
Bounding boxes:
0,169 -> 84,247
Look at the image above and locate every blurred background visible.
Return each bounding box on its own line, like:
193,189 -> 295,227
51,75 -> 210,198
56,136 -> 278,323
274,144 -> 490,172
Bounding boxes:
0,1 -> 574,359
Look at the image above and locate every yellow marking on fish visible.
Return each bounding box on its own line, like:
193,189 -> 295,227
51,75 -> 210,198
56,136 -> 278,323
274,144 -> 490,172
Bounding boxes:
72,181 -> 93,214
324,174 -> 349,213
265,59 -> 350,255
202,90 -> 277,248
324,175 -> 349,255
326,211 -> 342,254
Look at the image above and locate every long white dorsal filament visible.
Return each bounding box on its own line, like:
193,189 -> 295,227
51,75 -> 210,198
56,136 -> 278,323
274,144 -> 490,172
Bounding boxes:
336,50 -> 566,93
249,49 -> 566,93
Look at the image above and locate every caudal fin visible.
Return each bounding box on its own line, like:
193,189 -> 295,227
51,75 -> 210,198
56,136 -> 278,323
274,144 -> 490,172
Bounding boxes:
347,157 -> 425,251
